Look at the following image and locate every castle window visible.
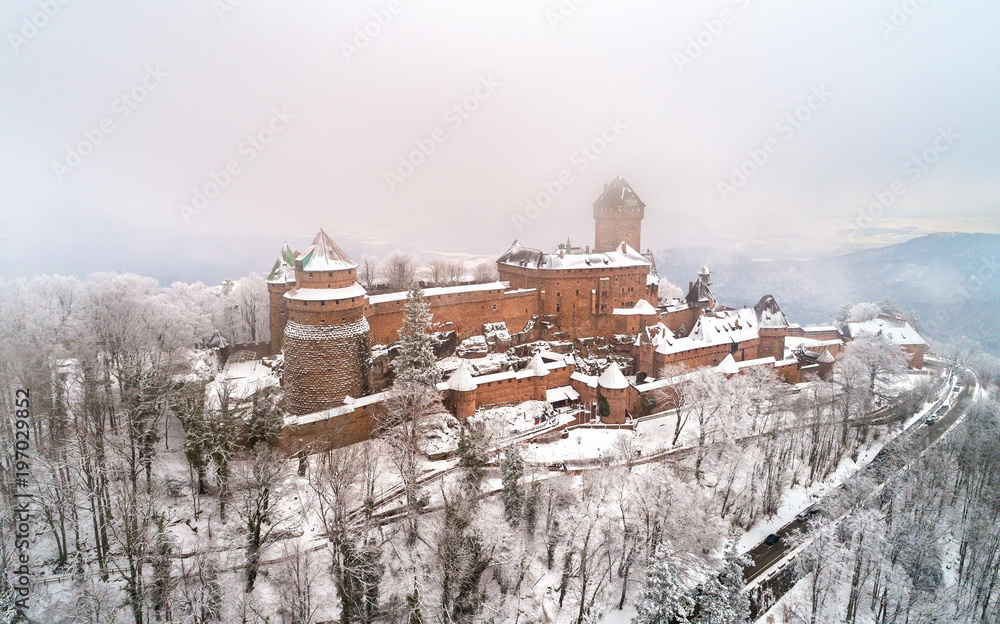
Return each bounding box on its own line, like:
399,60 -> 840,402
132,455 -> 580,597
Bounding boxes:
321,301 -> 325,306
328,272 -> 333,277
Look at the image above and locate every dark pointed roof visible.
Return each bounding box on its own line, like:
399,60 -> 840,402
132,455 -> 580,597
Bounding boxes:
297,229 -> 357,272
754,295 -> 789,329
593,175 -> 645,210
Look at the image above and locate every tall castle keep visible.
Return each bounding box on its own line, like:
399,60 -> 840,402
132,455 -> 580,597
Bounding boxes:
593,175 -> 644,253
273,230 -> 372,416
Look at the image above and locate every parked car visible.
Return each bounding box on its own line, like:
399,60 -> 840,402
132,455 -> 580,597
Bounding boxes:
925,417 -> 937,426
765,534 -> 781,546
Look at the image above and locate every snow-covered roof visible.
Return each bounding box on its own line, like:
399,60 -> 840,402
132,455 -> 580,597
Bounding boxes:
593,175 -> 645,210
546,385 -> 580,403
654,308 -> 759,357
717,354 -> 740,375
285,390 -> 390,427
613,299 -> 658,316
818,349 -> 835,364
297,229 -> 357,272
368,281 -> 505,305
598,362 -> 629,389
497,241 -> 650,271
447,362 -> 477,391
285,283 -> 367,302
754,295 -> 789,329
527,353 -> 549,376
736,356 -> 776,370
571,371 -> 598,388
266,243 -> 297,284
846,315 -> 926,346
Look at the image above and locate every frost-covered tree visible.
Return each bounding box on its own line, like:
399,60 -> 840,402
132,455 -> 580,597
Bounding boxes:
379,287 -> 442,544
694,541 -> 751,624
393,287 -> 439,389
472,261 -> 499,284
633,541 -> 694,624
381,251 -> 418,292
500,447 -> 524,525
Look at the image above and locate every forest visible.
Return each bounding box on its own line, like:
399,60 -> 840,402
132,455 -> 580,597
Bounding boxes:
1,272 -> 998,624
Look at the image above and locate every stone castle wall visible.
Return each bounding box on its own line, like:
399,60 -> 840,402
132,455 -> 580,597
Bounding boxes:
282,317 -> 370,415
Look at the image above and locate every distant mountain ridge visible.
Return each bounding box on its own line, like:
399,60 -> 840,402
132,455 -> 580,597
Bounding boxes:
655,233 -> 1000,355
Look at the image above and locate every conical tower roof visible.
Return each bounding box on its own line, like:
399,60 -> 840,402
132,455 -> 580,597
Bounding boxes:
267,242 -> 298,283
598,362 -> 629,390
297,229 -> 357,272
593,175 -> 645,210
447,361 -> 478,392
818,349 -> 835,364
527,353 -> 549,377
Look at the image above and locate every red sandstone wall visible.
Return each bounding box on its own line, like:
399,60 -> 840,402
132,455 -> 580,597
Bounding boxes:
366,286 -> 513,345
497,264 -> 650,339
268,282 -> 293,355
654,339 -> 760,374
278,403 -> 378,455
757,328 -> 787,360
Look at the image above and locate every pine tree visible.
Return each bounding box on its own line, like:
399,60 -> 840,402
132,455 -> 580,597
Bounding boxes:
524,481 -> 542,536
500,447 -> 524,525
457,428 -> 489,494
633,542 -> 694,624
393,287 -> 440,389
694,542 -> 751,624
151,514 -> 175,621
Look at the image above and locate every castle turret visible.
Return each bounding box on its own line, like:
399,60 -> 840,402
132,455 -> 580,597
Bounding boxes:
282,230 -> 372,416
817,349 -> 835,380
447,361 -> 478,422
266,243 -> 297,355
527,352 -> 549,402
598,362 -> 629,424
594,176 -> 645,253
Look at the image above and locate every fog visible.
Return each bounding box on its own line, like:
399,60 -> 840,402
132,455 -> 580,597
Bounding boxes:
2,0 -> 999,283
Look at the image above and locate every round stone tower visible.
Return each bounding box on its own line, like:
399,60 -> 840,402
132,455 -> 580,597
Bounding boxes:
593,175 -> 645,253
598,362 -> 629,424
447,361 -> 478,422
266,243 -> 297,356
282,230 -> 372,416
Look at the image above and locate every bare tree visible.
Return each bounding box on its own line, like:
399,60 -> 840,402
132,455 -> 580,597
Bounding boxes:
472,261 -> 499,284
381,251 -> 418,292
358,254 -> 380,291
234,444 -> 288,592
429,258 -> 465,286
236,273 -> 269,344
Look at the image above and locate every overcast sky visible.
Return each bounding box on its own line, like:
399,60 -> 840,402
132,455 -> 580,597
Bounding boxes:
1,0 -> 998,284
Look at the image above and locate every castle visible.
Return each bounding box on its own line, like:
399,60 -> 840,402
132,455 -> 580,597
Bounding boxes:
265,176 -> 925,454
